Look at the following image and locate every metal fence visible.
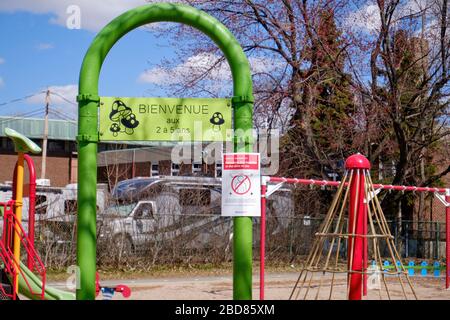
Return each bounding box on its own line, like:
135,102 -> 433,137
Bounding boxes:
391,220 -> 446,260
28,213 -> 446,270
257,216 -> 447,263
2,183 -> 446,270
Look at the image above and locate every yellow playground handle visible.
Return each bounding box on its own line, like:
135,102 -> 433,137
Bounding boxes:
12,152 -> 24,294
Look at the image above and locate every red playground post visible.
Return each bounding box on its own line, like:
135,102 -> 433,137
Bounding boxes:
345,154 -> 370,300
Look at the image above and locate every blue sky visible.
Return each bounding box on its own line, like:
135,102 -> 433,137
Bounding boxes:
0,0 -> 433,121
0,1 -> 175,119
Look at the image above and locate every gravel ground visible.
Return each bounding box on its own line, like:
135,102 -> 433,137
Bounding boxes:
76,272 -> 450,300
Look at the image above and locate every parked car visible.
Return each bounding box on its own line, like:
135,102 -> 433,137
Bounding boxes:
98,200 -> 156,255
100,175 -> 295,256
98,198 -> 231,255
99,176 -> 234,255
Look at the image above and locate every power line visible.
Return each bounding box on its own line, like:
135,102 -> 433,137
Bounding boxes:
0,89 -> 77,109
0,106 -> 77,123
49,91 -> 77,106
48,112 -> 70,121
48,108 -> 76,122
0,108 -> 44,126
52,105 -> 77,120
0,89 -> 78,119
1,108 -> 43,119
0,91 -> 46,107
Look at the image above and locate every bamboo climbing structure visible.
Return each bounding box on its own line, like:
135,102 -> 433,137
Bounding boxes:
290,154 -> 417,300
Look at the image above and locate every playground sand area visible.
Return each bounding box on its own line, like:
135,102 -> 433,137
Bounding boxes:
41,271 -> 449,300
115,273 -> 449,300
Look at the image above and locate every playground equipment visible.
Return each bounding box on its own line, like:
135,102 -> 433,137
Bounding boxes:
260,153 -> 449,300
0,128 -> 75,300
0,200 -> 46,300
292,154 -> 416,299
0,128 -> 130,300
383,260 -> 444,277
95,273 -> 131,300
0,128 -> 43,298
76,3 -> 254,300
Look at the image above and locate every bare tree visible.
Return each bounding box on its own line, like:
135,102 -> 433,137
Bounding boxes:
143,0 -> 449,212
146,0 -> 361,177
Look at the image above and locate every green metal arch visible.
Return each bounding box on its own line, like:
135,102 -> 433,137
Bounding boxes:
77,3 -> 253,300
79,3 -> 253,99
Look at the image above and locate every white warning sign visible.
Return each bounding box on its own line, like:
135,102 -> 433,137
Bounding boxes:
221,153 -> 261,217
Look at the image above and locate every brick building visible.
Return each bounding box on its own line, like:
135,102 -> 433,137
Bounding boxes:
0,116 -> 223,188
0,116 -> 78,187
97,144 -> 222,188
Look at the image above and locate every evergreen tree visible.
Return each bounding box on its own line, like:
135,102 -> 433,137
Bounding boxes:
287,8 -> 356,176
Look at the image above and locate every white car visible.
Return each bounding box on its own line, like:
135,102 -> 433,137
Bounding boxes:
98,200 -> 157,255
98,195 -> 232,257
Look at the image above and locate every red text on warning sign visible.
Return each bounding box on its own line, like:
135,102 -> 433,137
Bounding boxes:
223,154 -> 259,170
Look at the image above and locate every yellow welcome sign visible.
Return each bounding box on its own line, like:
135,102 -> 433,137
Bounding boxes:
99,97 -> 232,141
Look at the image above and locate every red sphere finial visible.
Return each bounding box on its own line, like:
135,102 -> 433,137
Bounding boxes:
345,153 -> 371,170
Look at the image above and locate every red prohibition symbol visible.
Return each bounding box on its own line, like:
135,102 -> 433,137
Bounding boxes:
231,175 -> 251,195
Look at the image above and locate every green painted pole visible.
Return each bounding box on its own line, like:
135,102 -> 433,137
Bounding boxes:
76,98 -> 99,300
232,97 -> 254,300
77,3 -> 253,300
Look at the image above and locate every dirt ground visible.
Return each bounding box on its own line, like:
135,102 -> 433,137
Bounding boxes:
87,272 -> 450,300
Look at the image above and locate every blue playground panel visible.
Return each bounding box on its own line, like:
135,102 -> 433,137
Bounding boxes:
375,260 -> 443,277
408,261 -> 415,276
433,262 -> 441,277
383,260 -> 390,273
420,261 -> 428,276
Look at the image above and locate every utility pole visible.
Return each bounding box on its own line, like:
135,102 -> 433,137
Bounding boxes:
41,89 -> 50,180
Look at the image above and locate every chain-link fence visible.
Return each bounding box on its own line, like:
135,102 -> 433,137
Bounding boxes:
30,216 -> 447,270
390,220 -> 446,260
1,183 -> 447,270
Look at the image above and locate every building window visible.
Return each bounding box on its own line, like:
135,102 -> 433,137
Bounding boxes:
215,163 -> 222,177
48,140 -> 65,153
193,162 -> 202,174
172,163 -> 179,176
5,139 -> 15,152
151,163 -> 159,176
98,144 -> 107,152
